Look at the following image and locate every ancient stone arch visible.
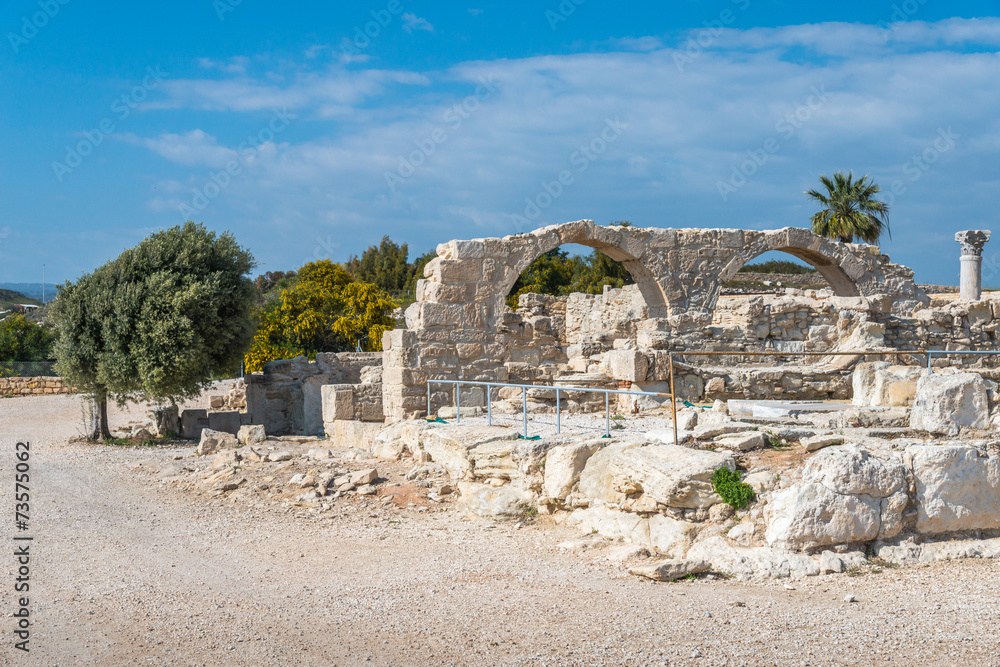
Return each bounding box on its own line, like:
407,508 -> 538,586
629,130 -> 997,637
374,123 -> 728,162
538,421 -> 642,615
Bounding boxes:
385,221 -> 928,421
412,222 -> 924,326
716,228 -> 885,304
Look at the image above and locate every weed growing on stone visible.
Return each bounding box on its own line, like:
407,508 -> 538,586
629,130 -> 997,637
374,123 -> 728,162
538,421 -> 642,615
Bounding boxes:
764,431 -> 790,449
711,468 -> 755,509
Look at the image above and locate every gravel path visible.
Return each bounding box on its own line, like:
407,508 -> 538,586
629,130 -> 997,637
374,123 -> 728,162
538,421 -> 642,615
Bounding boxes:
4,393 -> 1000,666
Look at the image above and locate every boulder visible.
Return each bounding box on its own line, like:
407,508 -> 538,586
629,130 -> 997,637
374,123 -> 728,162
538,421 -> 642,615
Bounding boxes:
421,427 -> 519,480
686,536 -> 820,581
675,409 -> 698,431
237,424 -> 266,446
566,506 -> 698,558
628,559 -> 711,582
211,449 -> 240,470
713,432 -> 766,452
801,434 -> 843,452
909,371 -> 989,435
543,439 -> 606,500
197,428 -> 239,456
852,362 -> 921,407
607,445 -> 735,509
349,468 -> 379,485
457,481 -> 534,520
904,445 -> 1000,534
819,550 -> 845,574
765,445 -> 908,550
147,405 -> 180,437
577,440 -> 646,505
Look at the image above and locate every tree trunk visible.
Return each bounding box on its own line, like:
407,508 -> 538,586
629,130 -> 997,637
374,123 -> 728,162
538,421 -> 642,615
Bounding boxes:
89,387 -> 112,441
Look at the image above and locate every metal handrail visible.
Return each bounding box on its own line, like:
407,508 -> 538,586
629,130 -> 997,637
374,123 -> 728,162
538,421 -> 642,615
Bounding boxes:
925,349 -> 1000,368
423,348 -> 1000,443
427,353 -> 679,442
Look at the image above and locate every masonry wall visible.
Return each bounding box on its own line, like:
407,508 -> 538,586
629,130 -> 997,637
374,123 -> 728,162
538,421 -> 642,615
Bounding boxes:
0,376 -> 75,397
247,352 -> 382,436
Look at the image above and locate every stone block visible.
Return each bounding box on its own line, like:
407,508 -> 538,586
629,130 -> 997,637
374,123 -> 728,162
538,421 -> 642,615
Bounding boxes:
208,411 -> 241,436
180,409 -> 209,440
607,444 -> 735,509
458,482 -> 535,520
905,445 -> 1000,534
852,362 -> 921,407
909,371 -> 989,435
321,384 -> 355,421
606,350 -> 649,382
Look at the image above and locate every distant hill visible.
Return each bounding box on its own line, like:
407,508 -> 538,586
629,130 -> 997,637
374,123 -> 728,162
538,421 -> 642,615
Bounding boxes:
0,283 -> 58,303
0,289 -> 41,310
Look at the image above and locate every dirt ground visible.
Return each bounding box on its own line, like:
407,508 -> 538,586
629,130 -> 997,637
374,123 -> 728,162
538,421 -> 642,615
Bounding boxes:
3,392 -> 1000,666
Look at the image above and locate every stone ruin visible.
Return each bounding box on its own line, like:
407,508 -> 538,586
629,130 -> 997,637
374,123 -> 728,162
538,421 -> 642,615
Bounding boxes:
178,221 -> 1000,580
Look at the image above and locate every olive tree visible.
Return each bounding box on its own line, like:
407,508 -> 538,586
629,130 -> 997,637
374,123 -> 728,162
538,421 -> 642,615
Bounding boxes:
49,222 -> 257,440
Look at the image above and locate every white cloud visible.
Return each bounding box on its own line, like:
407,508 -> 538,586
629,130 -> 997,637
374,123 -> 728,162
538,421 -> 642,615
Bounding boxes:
123,130 -> 238,168
130,19 -> 1000,284
402,13 -> 435,34
151,67 -> 430,113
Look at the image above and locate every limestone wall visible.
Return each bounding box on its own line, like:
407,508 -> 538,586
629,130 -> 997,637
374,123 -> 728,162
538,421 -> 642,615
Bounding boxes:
0,376 -> 75,396
246,352 -> 382,436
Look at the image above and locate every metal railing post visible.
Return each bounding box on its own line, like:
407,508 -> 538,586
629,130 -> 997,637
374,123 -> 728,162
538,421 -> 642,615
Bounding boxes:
487,383 -> 492,426
522,386 -> 528,438
427,381 -> 431,419
669,352 -> 678,447
456,382 -> 461,424
556,388 -> 561,435
605,392 -> 610,437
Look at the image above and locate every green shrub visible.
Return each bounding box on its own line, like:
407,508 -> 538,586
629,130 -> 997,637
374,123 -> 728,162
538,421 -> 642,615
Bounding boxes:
712,468 -> 756,509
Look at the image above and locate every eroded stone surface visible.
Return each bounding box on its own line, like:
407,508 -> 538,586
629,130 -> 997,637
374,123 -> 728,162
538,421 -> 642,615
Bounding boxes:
909,371 -> 989,435
904,445 -> 1000,534
607,444 -> 735,509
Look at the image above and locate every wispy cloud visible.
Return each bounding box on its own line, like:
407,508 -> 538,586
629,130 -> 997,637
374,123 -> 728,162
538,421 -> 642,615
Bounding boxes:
149,67 -> 430,114
402,13 -> 435,34
122,129 -> 238,168
129,18 -> 1000,282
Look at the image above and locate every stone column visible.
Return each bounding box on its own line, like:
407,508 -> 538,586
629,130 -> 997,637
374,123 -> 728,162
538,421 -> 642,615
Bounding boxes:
955,230 -> 991,300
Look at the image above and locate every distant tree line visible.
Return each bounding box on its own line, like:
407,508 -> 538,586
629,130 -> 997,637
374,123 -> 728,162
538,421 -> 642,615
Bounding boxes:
738,259 -> 817,275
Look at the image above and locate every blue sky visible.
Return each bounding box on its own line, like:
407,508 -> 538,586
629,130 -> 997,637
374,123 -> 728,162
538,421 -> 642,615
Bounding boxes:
3,1 -> 1000,287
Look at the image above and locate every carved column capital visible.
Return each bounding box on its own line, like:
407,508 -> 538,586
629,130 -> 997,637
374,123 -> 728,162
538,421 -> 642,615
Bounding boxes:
955,230 -> 991,256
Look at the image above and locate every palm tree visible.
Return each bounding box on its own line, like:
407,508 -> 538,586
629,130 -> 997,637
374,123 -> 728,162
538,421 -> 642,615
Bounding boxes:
806,171 -> 890,245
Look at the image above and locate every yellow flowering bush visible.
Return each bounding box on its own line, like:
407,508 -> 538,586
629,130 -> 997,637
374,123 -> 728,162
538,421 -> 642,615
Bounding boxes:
244,260 -> 397,372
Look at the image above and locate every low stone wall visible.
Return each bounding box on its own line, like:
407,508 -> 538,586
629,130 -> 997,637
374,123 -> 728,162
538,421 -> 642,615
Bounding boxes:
246,352 -> 382,436
0,376 -> 74,396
